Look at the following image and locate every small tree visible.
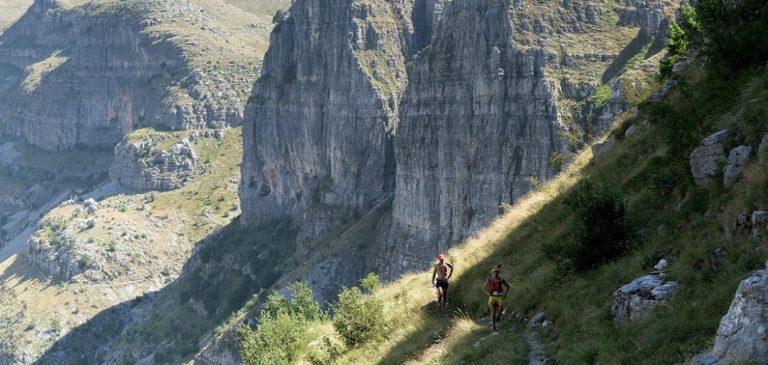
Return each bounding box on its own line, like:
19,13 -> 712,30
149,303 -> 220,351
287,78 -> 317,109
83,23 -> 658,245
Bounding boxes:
259,291 -> 289,318
697,0 -> 768,74
543,182 -> 632,272
272,9 -> 286,24
332,287 -> 386,347
359,272 -> 381,293
239,312 -> 306,365
659,4 -> 700,81
288,282 -> 323,321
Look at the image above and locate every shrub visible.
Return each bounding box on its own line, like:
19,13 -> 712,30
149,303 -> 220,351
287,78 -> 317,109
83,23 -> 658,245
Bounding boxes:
589,84 -> 611,108
697,0 -> 768,74
543,182 -> 632,272
307,337 -> 342,365
659,4 -> 700,81
288,282 -> 323,321
238,312 -> 307,365
272,9 -> 286,24
260,291 -> 289,318
332,287 -> 386,347
359,272 -> 381,293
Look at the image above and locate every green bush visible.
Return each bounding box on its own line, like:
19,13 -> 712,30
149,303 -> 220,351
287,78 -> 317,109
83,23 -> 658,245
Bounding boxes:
590,84 -> 611,108
359,272 -> 381,293
332,286 -> 386,348
239,311 -> 307,365
259,291 -> 289,318
697,0 -> 768,74
288,282 -> 323,321
543,182 -> 632,272
659,4 -> 699,81
272,9 -> 286,24
307,337 -> 342,365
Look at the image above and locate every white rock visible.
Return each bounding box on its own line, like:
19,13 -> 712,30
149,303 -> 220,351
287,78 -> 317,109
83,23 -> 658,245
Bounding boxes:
690,130 -> 731,186
654,258 -> 668,271
709,268 -> 768,363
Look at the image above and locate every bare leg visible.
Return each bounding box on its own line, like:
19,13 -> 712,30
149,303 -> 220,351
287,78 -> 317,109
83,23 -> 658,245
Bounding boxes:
490,304 -> 498,331
441,287 -> 448,311
436,287 -> 444,311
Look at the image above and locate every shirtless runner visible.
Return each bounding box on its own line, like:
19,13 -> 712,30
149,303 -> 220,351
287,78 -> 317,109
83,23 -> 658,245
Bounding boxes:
431,253 -> 454,312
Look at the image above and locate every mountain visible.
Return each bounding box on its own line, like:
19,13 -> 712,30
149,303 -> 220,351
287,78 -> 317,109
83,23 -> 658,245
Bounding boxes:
0,0 -> 287,363
239,0 -> 671,293
233,3 -> 768,364
4,0 -> 768,364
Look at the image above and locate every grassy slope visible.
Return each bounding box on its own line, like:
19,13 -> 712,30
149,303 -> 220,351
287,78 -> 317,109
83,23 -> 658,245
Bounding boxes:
285,62 -> 768,364
0,0 -> 32,32
0,127 -> 245,359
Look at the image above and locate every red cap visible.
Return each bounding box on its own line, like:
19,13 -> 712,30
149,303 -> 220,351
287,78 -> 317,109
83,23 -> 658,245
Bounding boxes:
436,253 -> 445,260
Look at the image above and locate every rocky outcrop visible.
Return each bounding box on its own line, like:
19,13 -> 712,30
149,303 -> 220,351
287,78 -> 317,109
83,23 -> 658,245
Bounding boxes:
690,130 -> 730,186
612,271 -> 680,323
723,145 -> 751,188
388,1 -> 563,271
617,0 -> 666,35
239,0 -> 412,244
592,138 -> 616,161
109,130 -> 221,192
240,0 -> 674,278
0,0 -> 263,150
695,264 -> 768,364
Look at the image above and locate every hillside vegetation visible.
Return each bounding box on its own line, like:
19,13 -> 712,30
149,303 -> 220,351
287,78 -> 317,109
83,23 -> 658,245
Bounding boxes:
238,2 -> 768,364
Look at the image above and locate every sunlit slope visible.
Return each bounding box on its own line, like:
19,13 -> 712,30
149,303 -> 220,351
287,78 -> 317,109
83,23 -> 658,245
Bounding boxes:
280,63 -> 768,364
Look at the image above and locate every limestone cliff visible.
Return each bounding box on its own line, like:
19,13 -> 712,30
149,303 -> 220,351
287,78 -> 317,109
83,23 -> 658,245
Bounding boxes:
387,2 -> 566,272
239,0 -> 413,249
0,0 -> 272,150
241,0 -> 672,278
384,0 -> 669,274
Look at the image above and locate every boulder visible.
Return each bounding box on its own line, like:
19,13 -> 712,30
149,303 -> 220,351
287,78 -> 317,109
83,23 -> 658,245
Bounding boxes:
751,211 -> 768,238
653,258 -> 668,271
723,145 -> 751,188
624,124 -> 638,138
690,353 -> 725,365
648,79 -> 678,101
759,133 -> 768,163
734,212 -> 751,235
592,138 -> 616,161
709,263 -> 768,364
529,312 -> 546,328
83,198 -> 99,214
612,273 -> 680,323
690,130 -> 730,186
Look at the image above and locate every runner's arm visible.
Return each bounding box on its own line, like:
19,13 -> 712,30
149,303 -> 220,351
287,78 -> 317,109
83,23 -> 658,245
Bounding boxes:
431,265 -> 437,284
482,279 -> 491,296
502,279 -> 511,297
446,263 -> 454,279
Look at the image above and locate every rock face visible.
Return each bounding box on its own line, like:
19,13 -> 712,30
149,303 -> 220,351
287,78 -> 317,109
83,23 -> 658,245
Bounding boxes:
612,272 -> 680,323
0,0 -> 264,150
239,0 -> 410,244
752,211 -> 768,238
707,265 -> 768,364
109,131 -> 216,192
690,130 -> 730,186
387,0 -> 567,271
592,138 -> 616,161
723,145 -> 751,188
241,0 -> 673,278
